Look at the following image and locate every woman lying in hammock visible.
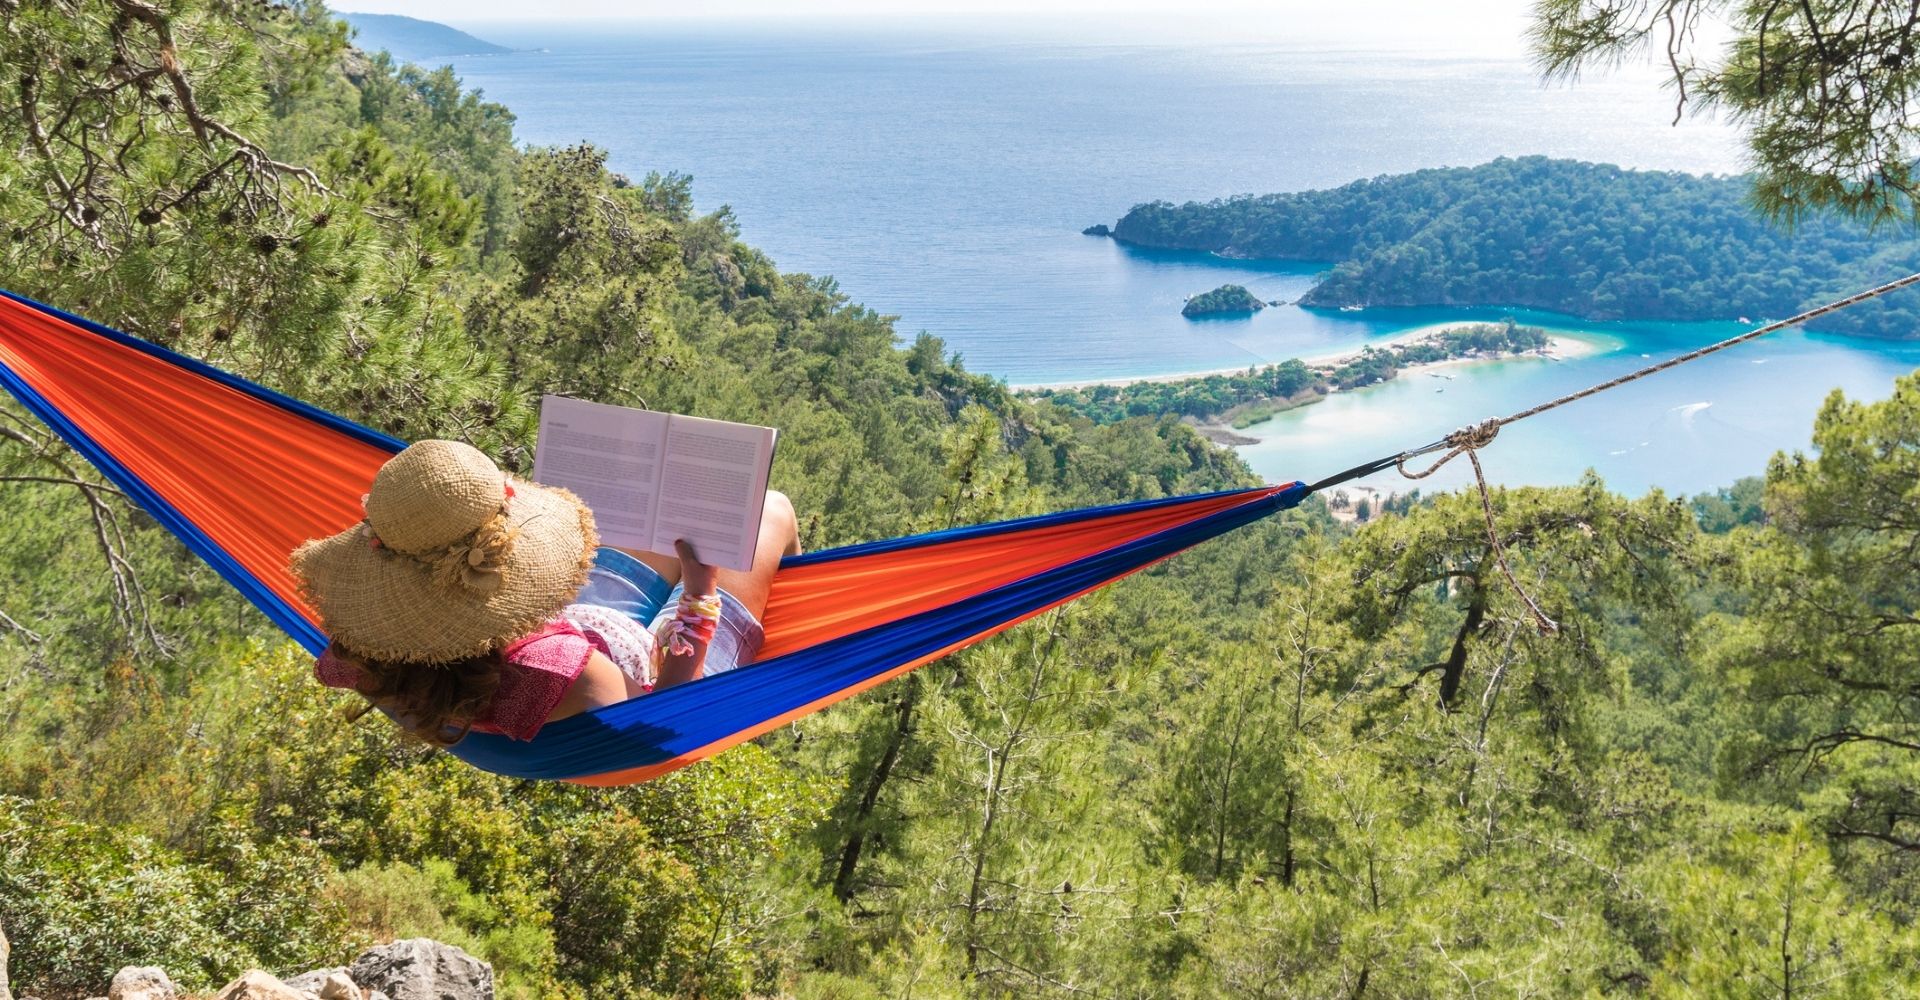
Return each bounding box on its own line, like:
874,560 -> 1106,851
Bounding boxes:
289,439 -> 800,745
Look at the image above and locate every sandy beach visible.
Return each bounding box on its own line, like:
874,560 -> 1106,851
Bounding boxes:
1182,327 -> 1609,446
1012,323 -> 1607,393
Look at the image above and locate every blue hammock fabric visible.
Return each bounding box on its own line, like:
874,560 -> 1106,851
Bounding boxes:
448,482 -> 1307,781
0,288 -> 1310,785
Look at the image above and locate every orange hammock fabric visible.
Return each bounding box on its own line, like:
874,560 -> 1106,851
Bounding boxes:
0,290 -> 1307,783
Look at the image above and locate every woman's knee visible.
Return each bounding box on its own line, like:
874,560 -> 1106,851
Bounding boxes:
764,490 -> 801,554
764,490 -> 796,533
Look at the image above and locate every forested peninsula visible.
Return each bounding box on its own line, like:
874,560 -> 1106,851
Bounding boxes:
1034,321 -> 1551,428
5,5 -> 1920,1000
1106,156 -> 1920,338
337,13 -> 510,59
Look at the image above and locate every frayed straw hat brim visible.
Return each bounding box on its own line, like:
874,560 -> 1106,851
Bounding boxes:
291,477 -> 597,663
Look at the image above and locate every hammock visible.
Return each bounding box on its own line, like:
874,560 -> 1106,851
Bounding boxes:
0,290 -> 1307,786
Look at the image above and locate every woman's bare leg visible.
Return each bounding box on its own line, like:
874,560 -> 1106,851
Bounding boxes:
614,491 -> 799,594
653,493 -> 798,688
712,490 -> 799,620
612,547 -> 683,588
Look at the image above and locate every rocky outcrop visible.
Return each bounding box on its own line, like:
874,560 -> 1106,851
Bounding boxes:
281,969 -> 380,1000
108,967 -> 175,1000
347,939 -> 492,1000
318,972 -> 375,1000
1081,223 -> 1111,237
59,941 -> 483,1000
280,968 -> 345,996
213,971 -> 312,1000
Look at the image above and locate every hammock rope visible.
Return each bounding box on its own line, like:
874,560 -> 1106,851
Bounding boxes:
1397,419 -> 1559,634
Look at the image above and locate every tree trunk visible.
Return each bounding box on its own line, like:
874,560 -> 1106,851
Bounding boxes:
1279,789 -> 1297,887
963,616 -> 1063,979
832,677 -> 920,904
963,744 -> 1005,978
1438,583 -> 1487,710
1,914 -> 12,1000
1211,694 -> 1247,879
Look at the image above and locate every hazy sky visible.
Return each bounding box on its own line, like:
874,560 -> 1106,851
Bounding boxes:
338,0 -> 1544,54
341,0 -> 1527,17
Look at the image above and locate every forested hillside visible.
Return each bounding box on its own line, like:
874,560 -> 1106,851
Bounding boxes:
1111,157 -> 1920,338
3,5 -> 1919,999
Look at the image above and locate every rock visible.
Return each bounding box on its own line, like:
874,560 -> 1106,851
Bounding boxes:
315,973 -> 363,1000
1081,223 -> 1111,237
211,971 -> 314,1000
280,969 -> 346,995
108,966 -> 175,1000
348,940 -> 492,1000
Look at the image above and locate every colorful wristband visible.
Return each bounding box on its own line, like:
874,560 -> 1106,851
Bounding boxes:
653,592 -> 722,661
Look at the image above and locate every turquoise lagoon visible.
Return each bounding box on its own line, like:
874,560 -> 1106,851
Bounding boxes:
1230,311 -> 1920,496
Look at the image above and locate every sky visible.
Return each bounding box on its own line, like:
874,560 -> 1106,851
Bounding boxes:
336,0 -> 1543,54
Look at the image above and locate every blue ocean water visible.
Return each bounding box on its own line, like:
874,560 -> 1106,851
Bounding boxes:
430,18 -> 1920,494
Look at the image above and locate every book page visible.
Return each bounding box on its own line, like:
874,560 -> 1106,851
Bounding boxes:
651,414 -> 778,572
532,394 -> 670,551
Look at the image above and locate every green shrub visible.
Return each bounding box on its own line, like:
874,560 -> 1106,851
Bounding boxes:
0,796 -> 347,998
325,860 -> 559,1000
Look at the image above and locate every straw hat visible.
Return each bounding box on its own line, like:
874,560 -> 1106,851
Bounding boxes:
290,440 -> 598,663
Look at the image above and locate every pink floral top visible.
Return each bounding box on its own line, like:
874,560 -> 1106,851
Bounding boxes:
314,608 -> 656,742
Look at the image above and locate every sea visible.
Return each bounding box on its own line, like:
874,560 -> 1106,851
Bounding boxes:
426,16 -> 1920,496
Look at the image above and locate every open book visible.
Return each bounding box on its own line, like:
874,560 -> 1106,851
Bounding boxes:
532,395 -> 778,572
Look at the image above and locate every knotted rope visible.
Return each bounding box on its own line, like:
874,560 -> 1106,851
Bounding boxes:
1396,418 -> 1501,481
1305,270 -> 1920,635
1395,419 -> 1557,634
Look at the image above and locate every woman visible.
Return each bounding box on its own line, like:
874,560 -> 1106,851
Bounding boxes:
290,439 -> 799,744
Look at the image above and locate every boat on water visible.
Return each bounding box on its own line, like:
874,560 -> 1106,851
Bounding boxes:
1339,305 -> 1364,312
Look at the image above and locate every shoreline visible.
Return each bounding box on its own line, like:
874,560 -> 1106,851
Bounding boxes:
1012,323 -> 1604,393
1186,330 -> 1606,444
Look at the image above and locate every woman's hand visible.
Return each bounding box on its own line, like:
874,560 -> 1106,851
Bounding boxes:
655,538 -> 720,690
674,538 -> 718,596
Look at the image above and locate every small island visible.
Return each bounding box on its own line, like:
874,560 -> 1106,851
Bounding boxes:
1182,284 -> 1266,318
1082,223 -> 1112,237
